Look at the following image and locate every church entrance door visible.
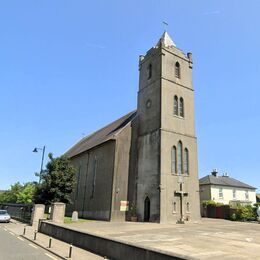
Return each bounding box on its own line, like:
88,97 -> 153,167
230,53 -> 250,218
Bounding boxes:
144,197 -> 150,222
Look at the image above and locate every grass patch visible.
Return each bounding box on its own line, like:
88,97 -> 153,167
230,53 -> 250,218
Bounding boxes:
64,216 -> 90,224
43,213 -> 90,224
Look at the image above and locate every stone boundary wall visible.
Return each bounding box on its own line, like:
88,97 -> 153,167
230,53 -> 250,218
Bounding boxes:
38,221 -> 189,260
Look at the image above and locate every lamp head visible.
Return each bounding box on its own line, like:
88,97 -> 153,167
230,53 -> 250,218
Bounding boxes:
33,148 -> 38,153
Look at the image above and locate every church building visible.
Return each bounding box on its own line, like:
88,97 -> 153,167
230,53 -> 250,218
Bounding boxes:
65,32 -> 201,223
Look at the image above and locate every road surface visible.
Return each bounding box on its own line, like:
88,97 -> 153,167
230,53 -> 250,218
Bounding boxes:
0,223 -> 59,260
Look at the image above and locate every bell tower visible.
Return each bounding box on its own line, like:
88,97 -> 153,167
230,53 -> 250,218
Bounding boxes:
135,32 -> 200,222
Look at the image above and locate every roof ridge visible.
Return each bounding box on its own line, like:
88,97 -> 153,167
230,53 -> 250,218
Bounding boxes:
199,174 -> 256,189
65,110 -> 137,158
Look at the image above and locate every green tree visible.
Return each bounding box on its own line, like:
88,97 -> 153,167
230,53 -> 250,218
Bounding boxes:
17,183 -> 36,204
0,182 -> 23,203
0,182 -> 36,204
34,153 -> 76,205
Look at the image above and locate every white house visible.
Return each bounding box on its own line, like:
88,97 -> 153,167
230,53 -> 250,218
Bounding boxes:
199,170 -> 256,207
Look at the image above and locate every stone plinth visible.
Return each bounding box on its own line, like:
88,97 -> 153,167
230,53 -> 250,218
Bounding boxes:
50,202 -> 66,224
30,204 -> 45,228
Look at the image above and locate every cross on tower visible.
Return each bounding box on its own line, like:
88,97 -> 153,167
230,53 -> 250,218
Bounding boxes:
174,176 -> 188,224
163,21 -> 168,31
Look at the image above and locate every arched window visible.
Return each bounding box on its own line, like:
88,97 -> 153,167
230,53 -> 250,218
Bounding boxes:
177,141 -> 183,175
171,146 -> 177,173
179,97 -> 184,117
184,148 -> 189,174
147,64 -> 152,79
175,62 -> 180,78
174,96 -> 178,116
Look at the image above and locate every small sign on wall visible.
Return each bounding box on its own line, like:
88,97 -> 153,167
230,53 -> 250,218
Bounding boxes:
120,201 -> 129,211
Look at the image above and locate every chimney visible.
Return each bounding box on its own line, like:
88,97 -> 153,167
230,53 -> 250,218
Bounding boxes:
211,169 -> 218,177
222,172 -> 229,177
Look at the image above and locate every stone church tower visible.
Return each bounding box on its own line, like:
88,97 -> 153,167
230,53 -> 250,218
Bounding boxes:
66,31 -> 200,223
135,32 -> 200,222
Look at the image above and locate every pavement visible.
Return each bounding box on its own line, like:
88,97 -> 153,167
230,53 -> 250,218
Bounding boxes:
6,218 -> 260,259
4,220 -> 104,260
61,218 -> 260,260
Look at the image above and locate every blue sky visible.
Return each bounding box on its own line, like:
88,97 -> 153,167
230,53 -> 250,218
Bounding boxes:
0,1 -> 259,192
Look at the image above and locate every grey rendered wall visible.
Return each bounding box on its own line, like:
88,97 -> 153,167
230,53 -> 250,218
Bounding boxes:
135,47 -> 162,222
110,123 -> 132,221
69,141 -> 116,220
159,46 -> 200,222
160,132 -> 200,222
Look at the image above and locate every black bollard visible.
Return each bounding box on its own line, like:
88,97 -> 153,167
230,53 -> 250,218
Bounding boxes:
69,244 -> 73,258
48,237 -> 52,248
23,226 -> 26,236
33,230 -> 37,240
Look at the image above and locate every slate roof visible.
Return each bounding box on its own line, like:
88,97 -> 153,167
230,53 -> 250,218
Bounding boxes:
199,175 -> 256,189
65,110 -> 137,158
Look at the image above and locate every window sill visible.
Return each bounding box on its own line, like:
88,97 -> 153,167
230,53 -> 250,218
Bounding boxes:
171,173 -> 189,177
173,115 -> 185,119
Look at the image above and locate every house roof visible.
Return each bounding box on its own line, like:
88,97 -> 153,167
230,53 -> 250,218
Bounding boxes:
199,175 -> 256,189
65,110 -> 137,158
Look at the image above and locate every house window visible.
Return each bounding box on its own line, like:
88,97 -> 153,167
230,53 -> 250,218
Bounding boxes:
171,146 -> 177,173
175,62 -> 180,78
179,97 -> 184,117
219,188 -> 223,199
177,141 -> 183,175
245,191 -> 249,200
174,95 -> 178,116
147,64 -> 152,79
233,189 -> 236,199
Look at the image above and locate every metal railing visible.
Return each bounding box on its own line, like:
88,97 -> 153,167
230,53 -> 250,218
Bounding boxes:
0,203 -> 33,223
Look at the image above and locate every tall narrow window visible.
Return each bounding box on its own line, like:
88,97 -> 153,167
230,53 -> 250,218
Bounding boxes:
173,202 -> 177,213
171,146 -> 177,173
177,141 -> 183,175
184,148 -> 189,174
174,96 -> 178,116
75,164 -> 81,200
179,97 -> 184,117
175,62 -> 180,78
245,191 -> 249,200
90,156 -> 98,199
233,189 -> 236,199
147,64 -> 152,79
186,202 -> 190,213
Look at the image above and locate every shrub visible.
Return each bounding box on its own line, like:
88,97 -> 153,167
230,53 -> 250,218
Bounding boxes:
202,200 -> 216,206
240,205 -> 256,221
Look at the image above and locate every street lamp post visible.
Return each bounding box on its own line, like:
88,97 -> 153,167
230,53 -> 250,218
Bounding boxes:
33,146 -> 46,183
